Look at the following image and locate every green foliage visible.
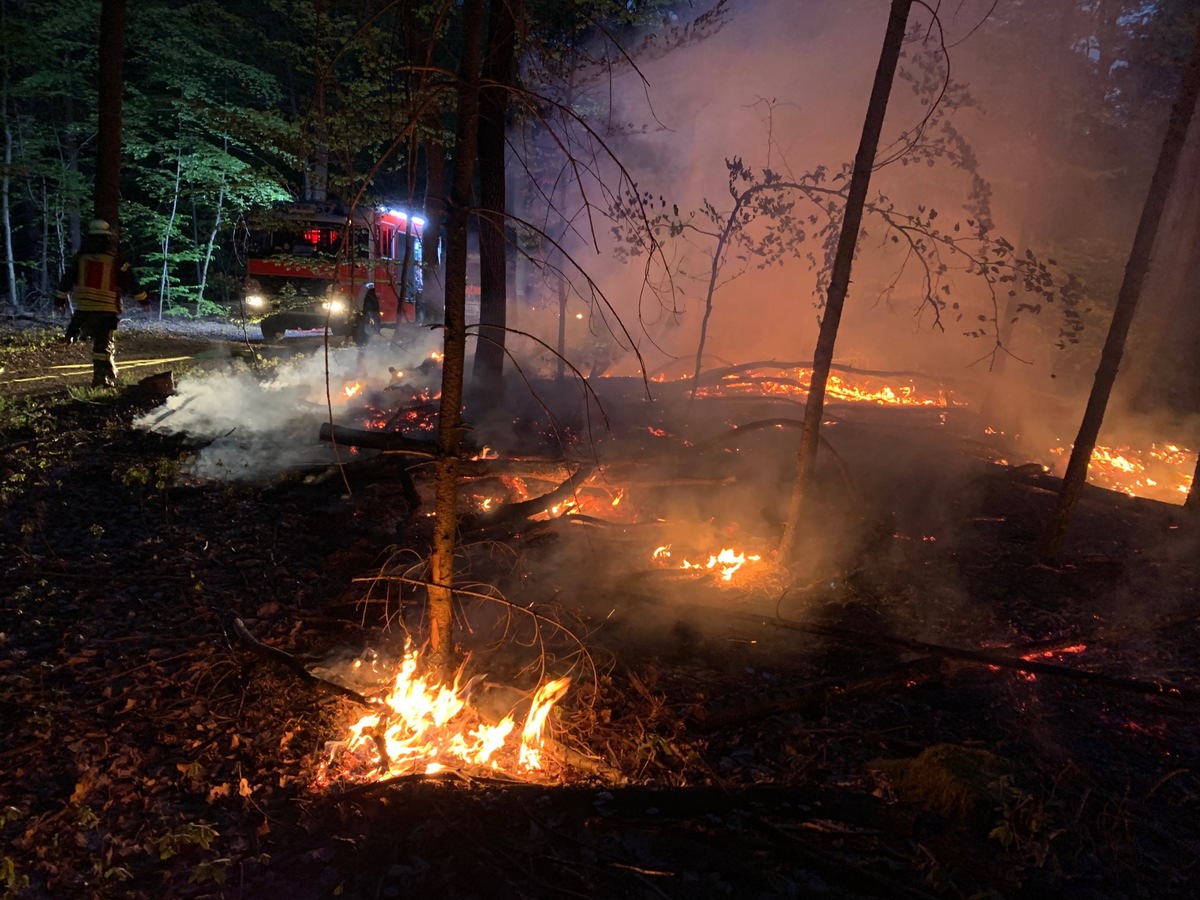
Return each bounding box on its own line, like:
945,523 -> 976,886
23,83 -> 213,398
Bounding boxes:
156,821 -> 219,860
118,457 -> 180,491
0,855 -> 31,895
989,774 -> 1058,867
66,384 -> 120,401
0,394 -> 55,435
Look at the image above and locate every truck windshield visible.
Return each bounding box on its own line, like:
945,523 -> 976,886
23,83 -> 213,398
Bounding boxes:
249,222 -> 370,259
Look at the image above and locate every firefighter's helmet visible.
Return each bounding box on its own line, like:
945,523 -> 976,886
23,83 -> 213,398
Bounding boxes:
88,219 -> 113,236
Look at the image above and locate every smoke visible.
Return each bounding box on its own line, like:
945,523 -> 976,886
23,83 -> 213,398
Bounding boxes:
134,331 -> 444,483
506,0 -> 1188,446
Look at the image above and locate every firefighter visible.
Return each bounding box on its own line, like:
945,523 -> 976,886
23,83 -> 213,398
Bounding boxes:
54,219 -> 149,388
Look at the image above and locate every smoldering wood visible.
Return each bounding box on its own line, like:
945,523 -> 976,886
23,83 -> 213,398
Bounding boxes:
460,464 -> 597,534
741,607 -> 1200,703
319,422 -> 441,456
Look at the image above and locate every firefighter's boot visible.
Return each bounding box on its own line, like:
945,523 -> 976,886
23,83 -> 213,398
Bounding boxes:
91,329 -> 118,388
91,358 -> 117,388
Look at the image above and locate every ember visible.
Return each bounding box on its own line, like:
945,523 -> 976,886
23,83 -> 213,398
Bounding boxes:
323,643 -> 570,782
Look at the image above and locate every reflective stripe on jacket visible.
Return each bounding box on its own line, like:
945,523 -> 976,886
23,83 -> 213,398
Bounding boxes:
71,253 -> 122,312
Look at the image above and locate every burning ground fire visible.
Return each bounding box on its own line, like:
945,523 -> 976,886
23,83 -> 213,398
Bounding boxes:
321,643 -> 570,783
651,364 -> 1196,504
1047,441 -> 1195,504
694,367 -> 955,407
653,544 -> 765,583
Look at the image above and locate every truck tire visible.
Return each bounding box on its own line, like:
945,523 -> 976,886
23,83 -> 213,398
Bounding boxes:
354,292 -> 382,345
260,318 -> 286,343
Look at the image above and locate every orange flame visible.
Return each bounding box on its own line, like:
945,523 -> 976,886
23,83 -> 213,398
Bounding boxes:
1047,441 -> 1195,503
694,367 -> 952,407
653,544 -> 763,582
328,644 -> 570,781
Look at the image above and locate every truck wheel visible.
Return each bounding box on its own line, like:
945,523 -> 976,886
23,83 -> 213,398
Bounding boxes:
261,319 -> 285,343
354,292 -> 382,345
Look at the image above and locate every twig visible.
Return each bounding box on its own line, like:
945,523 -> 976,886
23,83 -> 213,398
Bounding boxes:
229,617 -> 382,709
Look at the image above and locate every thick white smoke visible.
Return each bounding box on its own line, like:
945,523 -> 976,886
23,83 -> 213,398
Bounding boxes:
135,332 -> 444,482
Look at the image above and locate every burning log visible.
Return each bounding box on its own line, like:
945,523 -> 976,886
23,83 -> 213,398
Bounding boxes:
693,358 -> 953,387
461,465 -> 597,534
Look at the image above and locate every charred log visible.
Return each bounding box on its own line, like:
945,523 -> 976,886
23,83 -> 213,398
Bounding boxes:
691,656 -> 945,731
752,609 -> 1200,703
319,422 -> 442,456
230,617 -> 381,710
460,465 -> 596,534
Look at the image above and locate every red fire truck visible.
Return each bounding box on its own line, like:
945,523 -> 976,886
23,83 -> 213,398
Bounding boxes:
240,203 -> 425,343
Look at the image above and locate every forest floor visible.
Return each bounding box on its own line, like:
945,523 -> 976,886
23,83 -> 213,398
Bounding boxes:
2,309 -> 1199,899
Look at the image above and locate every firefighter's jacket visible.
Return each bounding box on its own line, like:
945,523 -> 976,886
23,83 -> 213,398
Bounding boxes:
55,251 -> 145,313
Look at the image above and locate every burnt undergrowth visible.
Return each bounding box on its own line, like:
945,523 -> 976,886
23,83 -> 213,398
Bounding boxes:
2,325 -> 1199,899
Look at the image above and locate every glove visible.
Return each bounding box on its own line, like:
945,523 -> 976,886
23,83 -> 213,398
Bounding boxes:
54,291 -> 69,313
134,291 -> 151,308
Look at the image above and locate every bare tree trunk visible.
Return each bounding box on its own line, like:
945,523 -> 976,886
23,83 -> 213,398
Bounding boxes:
198,178 -> 225,306
428,0 -> 485,672
422,141 -> 447,324
1188,452 -> 1200,514
778,0 -> 912,562
158,149 -> 183,318
471,0 -> 520,404
555,273 -> 568,380
2,88 -> 16,309
1042,18 -> 1200,559
94,0 -> 125,226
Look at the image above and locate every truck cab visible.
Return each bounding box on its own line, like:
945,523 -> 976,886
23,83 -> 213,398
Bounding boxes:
241,203 -> 424,343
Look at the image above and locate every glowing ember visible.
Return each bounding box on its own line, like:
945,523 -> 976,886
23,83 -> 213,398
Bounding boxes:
1021,643 -> 1088,661
325,643 -> 570,781
653,544 -> 763,582
1047,441 -> 1195,504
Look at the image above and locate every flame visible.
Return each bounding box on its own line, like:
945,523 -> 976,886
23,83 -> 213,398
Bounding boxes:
653,544 -> 763,582
343,381 -> 362,399
1047,441 -> 1195,504
693,367 -> 953,407
326,643 -> 570,782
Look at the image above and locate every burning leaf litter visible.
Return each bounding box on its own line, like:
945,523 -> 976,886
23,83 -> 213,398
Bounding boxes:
321,643 -> 571,783
653,544 -> 767,584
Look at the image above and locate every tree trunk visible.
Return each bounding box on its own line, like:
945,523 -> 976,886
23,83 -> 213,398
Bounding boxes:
428,0 -> 485,672
2,79 -> 17,309
778,0 -> 912,562
158,149 -> 183,318
1042,17 -> 1200,560
198,178 -> 225,307
471,0 -> 520,405
421,141 -> 447,324
94,0 -> 125,226
555,272 -> 568,380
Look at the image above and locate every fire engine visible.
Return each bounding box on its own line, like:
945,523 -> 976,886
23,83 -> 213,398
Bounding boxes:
240,203 -> 425,343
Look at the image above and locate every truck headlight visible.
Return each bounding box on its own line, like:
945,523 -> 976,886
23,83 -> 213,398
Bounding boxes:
244,294 -> 267,309
321,298 -> 348,315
